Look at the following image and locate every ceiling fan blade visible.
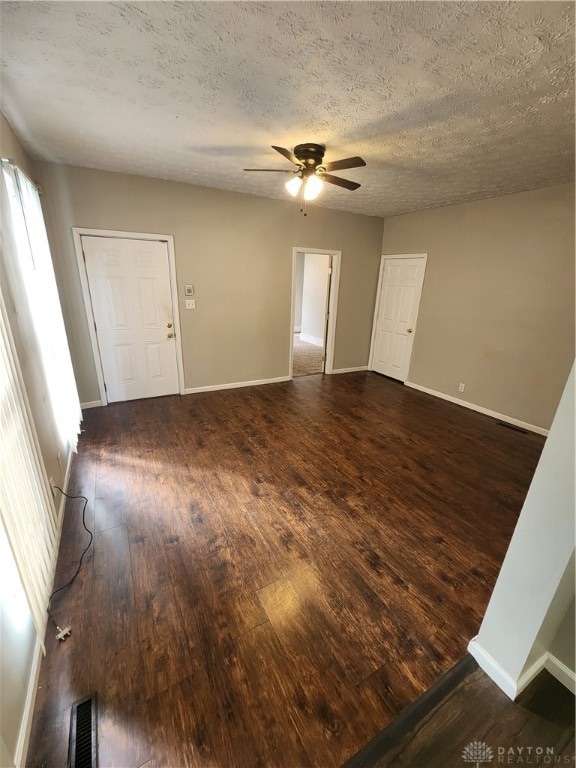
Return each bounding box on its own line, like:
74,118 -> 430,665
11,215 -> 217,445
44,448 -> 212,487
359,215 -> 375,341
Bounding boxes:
322,156 -> 366,172
322,173 -> 361,191
271,145 -> 301,166
243,168 -> 297,173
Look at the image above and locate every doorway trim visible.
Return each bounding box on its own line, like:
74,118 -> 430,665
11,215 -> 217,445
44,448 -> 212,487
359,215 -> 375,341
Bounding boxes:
72,227 -> 185,406
368,252 -> 428,380
290,247 -> 341,377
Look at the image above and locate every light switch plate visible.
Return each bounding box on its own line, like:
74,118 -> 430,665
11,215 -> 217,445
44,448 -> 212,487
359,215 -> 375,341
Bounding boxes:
185,299 -> 196,310
184,284 -> 194,296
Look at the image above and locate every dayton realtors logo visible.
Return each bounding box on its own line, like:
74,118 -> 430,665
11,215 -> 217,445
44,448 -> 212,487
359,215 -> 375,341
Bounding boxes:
462,741 -> 494,767
462,742 -> 575,765
495,747 -> 574,764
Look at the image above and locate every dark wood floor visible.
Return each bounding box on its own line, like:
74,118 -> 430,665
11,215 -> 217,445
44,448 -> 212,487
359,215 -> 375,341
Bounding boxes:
347,663 -> 575,767
27,372 -> 545,768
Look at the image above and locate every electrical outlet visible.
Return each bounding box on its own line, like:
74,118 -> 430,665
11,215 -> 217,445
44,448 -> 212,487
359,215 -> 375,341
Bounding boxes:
458,383 -> 465,393
49,477 -> 56,497
185,299 -> 196,310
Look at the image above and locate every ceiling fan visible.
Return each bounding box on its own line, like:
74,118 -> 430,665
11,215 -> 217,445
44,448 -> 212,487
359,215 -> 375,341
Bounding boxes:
244,143 -> 366,212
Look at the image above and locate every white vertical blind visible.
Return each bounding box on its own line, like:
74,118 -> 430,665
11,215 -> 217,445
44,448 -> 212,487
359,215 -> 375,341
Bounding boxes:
0,290 -> 56,652
1,160 -> 81,450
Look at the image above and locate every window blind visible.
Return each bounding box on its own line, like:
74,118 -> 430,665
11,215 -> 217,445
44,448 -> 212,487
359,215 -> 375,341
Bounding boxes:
2,160 -> 81,451
0,290 -> 57,652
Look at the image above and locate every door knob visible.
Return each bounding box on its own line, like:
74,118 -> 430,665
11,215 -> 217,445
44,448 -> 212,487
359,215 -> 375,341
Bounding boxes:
167,332 -> 174,339
407,328 -> 413,334
167,322 -> 173,328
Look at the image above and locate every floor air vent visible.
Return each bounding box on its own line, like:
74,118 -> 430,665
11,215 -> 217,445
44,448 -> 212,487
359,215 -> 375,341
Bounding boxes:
68,694 -> 97,768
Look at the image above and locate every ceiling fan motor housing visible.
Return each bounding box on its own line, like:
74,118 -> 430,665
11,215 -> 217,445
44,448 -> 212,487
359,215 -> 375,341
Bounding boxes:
294,143 -> 326,170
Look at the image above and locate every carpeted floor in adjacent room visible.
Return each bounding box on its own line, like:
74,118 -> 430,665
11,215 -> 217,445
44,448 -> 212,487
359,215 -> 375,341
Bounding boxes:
292,333 -> 324,376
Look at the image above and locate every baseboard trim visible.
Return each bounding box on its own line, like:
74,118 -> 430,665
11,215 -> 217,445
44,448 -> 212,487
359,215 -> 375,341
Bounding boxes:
516,654 -> 550,697
300,333 -> 324,347
405,382 -> 549,436
81,400 -> 102,410
468,639 -> 521,699
184,376 -> 291,395
545,653 -> 576,694
467,639 -> 552,700
331,366 -> 369,374
14,636 -> 43,768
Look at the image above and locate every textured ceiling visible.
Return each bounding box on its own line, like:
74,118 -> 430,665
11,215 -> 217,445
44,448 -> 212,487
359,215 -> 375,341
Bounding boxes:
1,1 -> 574,218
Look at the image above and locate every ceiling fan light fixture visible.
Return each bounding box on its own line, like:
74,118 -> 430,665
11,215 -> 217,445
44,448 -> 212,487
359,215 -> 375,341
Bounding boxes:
303,175 -> 323,201
247,144 -> 365,213
285,176 -> 302,197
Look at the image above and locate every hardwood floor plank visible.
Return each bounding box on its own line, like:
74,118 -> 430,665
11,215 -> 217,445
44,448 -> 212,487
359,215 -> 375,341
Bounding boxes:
91,405 -> 141,529
184,493 -> 231,555
25,720 -> 69,768
90,524 -> 152,765
90,524 -> 144,706
241,606 -> 383,768
145,674 -> 221,768
128,522 -> 196,700
288,494 -> 461,673
257,579 -> 314,664
97,698 -> 150,768
162,554 -> 266,766
257,577 -> 386,751
251,492 -> 399,685
93,493 -> 127,533
230,621 -> 315,768
245,496 -> 319,573
203,544 -> 268,634
220,501 -> 285,590
171,531 -> 268,639
286,556 -> 394,685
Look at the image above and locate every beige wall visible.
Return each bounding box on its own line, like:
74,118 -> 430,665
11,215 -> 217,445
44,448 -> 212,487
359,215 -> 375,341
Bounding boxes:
34,162 -> 384,402
382,184 -> 575,430
0,113 -> 34,177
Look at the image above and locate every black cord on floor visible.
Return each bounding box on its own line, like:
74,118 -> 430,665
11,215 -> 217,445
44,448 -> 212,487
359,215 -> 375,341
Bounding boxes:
47,487 -> 93,629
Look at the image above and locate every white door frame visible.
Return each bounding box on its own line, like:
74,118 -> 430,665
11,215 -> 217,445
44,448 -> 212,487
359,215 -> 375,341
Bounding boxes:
290,247 -> 341,377
72,227 -> 185,406
368,252 -> 428,380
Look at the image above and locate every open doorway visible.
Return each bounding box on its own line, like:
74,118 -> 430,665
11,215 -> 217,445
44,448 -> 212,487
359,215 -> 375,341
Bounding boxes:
290,248 -> 341,378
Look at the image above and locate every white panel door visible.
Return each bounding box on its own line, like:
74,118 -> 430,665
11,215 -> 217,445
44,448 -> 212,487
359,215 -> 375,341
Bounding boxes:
82,236 -> 179,402
371,256 -> 426,382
